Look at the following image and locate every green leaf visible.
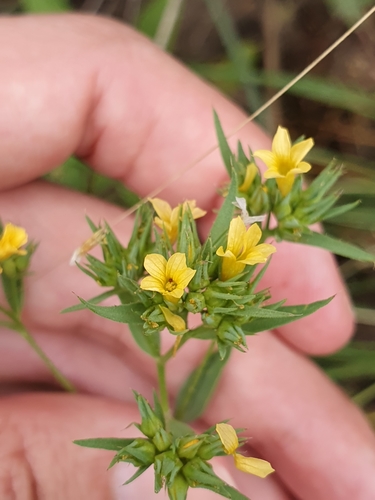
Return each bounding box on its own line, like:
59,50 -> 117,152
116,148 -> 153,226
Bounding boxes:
73,437 -> 134,451
77,297 -> 145,324
174,350 -> 228,422
61,289 -> 119,314
20,0 -> 69,12
321,200 -> 361,221
136,0 -> 168,38
242,297 -> 333,335
214,110 -> 234,176
205,171 -> 238,251
285,230 -> 375,263
128,322 -> 160,358
234,306 -> 296,319
124,466 -> 150,485
224,485 -> 252,500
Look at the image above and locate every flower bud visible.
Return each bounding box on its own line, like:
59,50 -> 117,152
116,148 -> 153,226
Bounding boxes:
123,438 -> 156,466
217,321 -> 247,351
250,186 -> 270,214
197,437 -> 223,460
184,293 -> 206,313
202,312 -> 222,328
1,258 -> 16,278
153,427 -> 173,452
154,451 -> 183,492
134,391 -> 164,438
182,457 -> 222,488
167,473 -> 189,500
177,437 -> 203,459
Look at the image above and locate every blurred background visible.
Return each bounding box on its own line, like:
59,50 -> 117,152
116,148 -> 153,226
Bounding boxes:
2,0 -> 375,420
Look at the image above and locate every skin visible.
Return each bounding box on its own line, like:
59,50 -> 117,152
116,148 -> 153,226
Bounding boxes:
0,14 -> 374,500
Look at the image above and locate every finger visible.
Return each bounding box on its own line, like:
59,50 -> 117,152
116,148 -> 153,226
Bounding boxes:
203,333 -> 375,500
0,15 -> 352,354
0,393 -> 290,500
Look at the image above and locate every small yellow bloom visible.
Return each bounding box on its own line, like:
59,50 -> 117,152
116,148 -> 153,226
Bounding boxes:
140,253 -> 196,303
149,198 -> 206,244
216,423 -> 274,479
216,217 -> 276,281
160,306 -> 186,332
253,126 -> 314,196
0,223 -> 28,262
239,163 -> 258,193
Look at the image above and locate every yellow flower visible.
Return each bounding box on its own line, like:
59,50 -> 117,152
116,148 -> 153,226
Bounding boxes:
140,253 -> 196,303
0,223 -> 28,262
253,126 -> 314,196
149,198 -> 206,244
239,163 -> 258,193
160,306 -> 186,332
216,217 -> 276,281
216,423 -> 274,479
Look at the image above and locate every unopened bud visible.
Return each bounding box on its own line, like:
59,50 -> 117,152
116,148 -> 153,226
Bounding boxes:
177,437 -> 203,459
153,428 -> 173,452
167,473 -> 189,500
185,293 -> 206,313
123,438 -> 156,466
134,391 -> 163,438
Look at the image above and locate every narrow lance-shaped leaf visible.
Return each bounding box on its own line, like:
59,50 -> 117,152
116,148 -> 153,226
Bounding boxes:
285,230 -> 375,263
73,437 -> 135,451
242,297 -> 333,335
61,289 -> 120,314
76,297 -> 145,324
204,171 -> 238,253
214,110 -> 234,176
321,200 -> 361,220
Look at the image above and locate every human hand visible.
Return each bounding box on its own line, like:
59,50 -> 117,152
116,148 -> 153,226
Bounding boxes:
1,14 -> 374,500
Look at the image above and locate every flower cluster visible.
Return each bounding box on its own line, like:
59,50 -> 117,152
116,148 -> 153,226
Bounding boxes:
69,121 -> 368,500
76,393 -> 273,500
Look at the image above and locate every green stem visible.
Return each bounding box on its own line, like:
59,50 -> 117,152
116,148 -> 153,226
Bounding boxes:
15,323 -> 76,393
157,358 -> 170,415
352,382 -> 375,408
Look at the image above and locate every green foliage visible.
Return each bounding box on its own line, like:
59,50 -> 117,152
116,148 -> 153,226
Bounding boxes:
286,231 -> 375,263
20,0 -> 69,12
174,350 -> 227,422
242,297 -> 334,335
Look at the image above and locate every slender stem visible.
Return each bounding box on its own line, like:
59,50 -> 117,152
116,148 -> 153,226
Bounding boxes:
15,323 -> 76,393
157,358 -> 170,415
352,382 -> 375,408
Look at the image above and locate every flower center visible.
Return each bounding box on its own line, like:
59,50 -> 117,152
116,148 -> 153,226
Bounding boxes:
165,278 -> 177,292
277,158 -> 291,176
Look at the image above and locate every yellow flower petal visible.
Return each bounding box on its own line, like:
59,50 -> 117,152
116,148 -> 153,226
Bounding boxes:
0,223 -> 28,261
149,198 -> 172,221
143,254 -> 167,280
167,253 -> 196,289
220,259 -> 246,281
241,223 -> 262,255
216,423 -> 239,455
184,200 -> 207,220
276,175 -> 295,196
272,126 -> 291,158
263,168 -> 283,179
290,138 -> 314,165
233,453 -> 274,478
253,150 -> 277,170
239,163 -> 258,192
139,276 -> 165,293
289,161 -> 312,175
160,306 -> 186,332
227,217 -> 246,256
238,244 -> 276,266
